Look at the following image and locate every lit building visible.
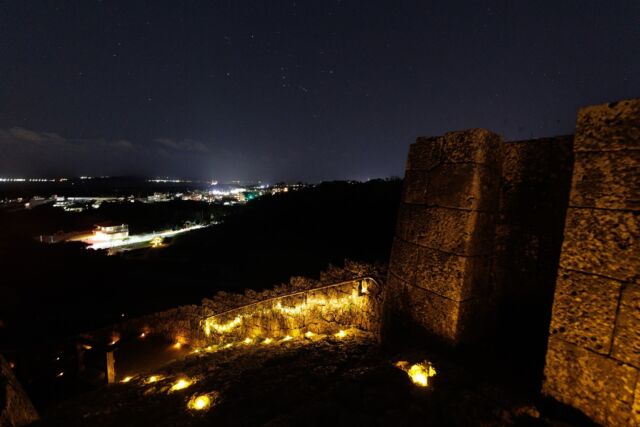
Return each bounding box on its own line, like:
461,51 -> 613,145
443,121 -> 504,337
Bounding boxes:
93,224 -> 129,241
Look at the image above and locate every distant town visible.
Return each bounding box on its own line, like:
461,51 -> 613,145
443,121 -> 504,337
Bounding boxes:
1,176 -> 306,254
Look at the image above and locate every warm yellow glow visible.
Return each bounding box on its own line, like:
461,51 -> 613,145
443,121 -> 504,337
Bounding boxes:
206,346 -> 214,352
173,342 -> 182,350
57,371 -> 64,377
304,331 -> 315,338
281,335 -> 293,342
170,378 -> 193,392
150,236 -> 163,248
82,344 -> 93,350
109,335 -> 120,346
223,343 -> 233,349
121,376 -> 133,383
204,315 -> 243,336
335,330 -> 347,338
395,361 -> 436,387
139,332 -> 146,338
202,283 -> 370,338
146,375 -> 162,383
243,337 -> 253,344
188,395 -> 211,411
262,338 -> 273,345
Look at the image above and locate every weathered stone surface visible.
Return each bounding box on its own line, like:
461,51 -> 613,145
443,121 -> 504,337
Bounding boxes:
574,99 -> 640,152
543,338 -> 638,427
415,246 -> 493,301
570,149 -> 640,210
549,268 -> 621,354
441,129 -> 503,166
631,383 -> 640,427
0,354 -> 39,427
388,237 -> 418,283
559,207 -> 640,282
403,283 -> 460,342
402,163 -> 500,211
409,129 -> 502,171
406,136 -> 443,170
397,204 -> 495,256
612,284 -> 640,368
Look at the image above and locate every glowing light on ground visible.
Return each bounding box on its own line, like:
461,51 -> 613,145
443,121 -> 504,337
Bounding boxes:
86,224 -> 208,251
121,376 -> 133,383
170,378 -> 193,392
395,361 -> 437,387
281,335 -> 293,342
335,330 -> 347,338
146,375 -> 162,383
262,338 -> 273,345
188,395 -> 210,411
243,337 -> 253,344
305,331 -> 315,338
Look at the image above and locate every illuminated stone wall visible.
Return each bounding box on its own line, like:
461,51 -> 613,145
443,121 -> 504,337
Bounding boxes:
386,129 -> 503,344
90,261 -> 385,348
542,99 -> 640,426
202,278 -> 382,345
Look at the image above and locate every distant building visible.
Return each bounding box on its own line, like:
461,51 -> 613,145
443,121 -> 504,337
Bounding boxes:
93,224 -> 129,241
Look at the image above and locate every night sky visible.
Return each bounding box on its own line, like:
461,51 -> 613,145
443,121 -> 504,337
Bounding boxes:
1,1 -> 638,182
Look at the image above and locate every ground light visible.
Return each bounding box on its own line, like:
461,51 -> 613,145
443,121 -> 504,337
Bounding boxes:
335,330 -> 347,338
395,361 -> 437,387
170,378 -> 193,392
187,392 -> 219,412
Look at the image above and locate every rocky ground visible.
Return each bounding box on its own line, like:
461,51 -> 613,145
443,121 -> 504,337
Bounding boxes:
30,331 -> 560,427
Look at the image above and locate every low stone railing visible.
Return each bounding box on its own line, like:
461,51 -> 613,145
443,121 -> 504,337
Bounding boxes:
200,277 -> 382,345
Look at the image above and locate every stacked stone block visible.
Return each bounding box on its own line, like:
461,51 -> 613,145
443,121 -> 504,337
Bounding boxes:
543,99 -> 640,426
387,129 -> 503,344
494,136 -> 573,301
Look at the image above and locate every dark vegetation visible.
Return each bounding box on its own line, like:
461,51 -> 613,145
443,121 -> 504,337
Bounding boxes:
0,179 -> 401,407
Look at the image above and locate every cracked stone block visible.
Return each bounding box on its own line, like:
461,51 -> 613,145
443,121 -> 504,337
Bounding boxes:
441,129 -> 503,166
388,238 -> 418,284
414,246 -> 493,301
403,284 -> 460,342
543,337 -> 638,427
410,129 -> 502,169
570,149 -> 640,210
406,136 -> 443,170
403,284 -> 492,343
560,207 -> 640,282
612,284 -> 640,368
396,204 -> 496,256
574,99 -> 640,152
549,268 -> 622,354
402,163 -> 500,211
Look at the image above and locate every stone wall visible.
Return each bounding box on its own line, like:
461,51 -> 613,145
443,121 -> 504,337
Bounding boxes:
386,129 -> 503,344
495,136 -> 574,302
88,261 -> 385,348
201,277 -> 382,345
542,99 -> 640,426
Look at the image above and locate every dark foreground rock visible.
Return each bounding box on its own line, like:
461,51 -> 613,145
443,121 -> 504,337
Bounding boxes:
33,333 -> 559,427
0,353 -> 39,427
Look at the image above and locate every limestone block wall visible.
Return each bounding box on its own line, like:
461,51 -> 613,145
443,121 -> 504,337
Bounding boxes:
201,277 -> 382,345
87,261 -> 385,348
386,129 -> 503,344
495,136 -> 574,302
542,99 -> 640,426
